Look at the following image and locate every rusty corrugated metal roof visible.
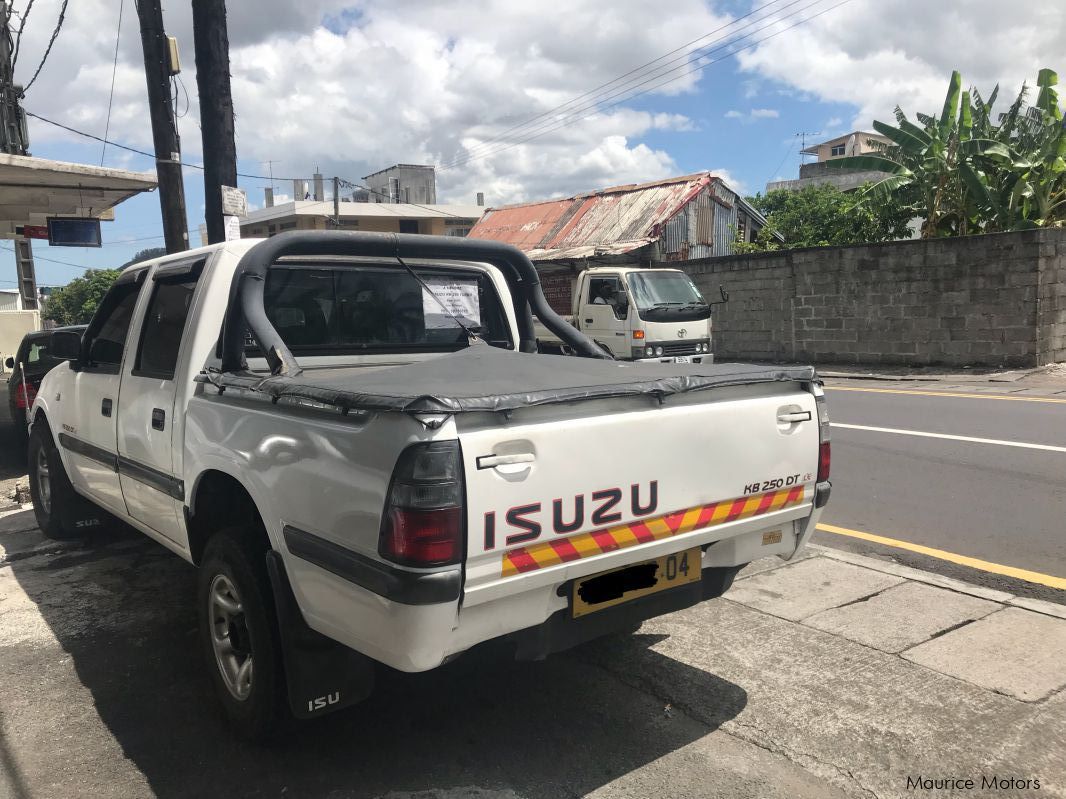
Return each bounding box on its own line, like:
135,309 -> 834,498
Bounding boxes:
468,172 -> 719,261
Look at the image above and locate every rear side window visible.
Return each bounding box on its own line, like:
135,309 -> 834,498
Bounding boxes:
135,276 -> 199,379
87,283 -> 142,368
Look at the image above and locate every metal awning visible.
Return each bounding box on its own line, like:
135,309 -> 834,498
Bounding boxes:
0,153 -> 157,237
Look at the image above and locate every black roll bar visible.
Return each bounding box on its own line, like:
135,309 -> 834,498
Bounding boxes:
220,231 -> 611,375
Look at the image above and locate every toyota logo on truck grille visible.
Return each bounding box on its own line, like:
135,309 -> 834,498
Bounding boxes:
677,329 -> 687,338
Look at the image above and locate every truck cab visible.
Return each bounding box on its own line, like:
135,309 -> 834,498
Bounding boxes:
551,266 -> 712,363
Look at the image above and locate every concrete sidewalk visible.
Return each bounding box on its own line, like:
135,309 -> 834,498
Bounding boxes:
1,506 -> 1064,798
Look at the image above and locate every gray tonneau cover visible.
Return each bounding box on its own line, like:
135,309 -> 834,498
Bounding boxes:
204,345 -> 816,414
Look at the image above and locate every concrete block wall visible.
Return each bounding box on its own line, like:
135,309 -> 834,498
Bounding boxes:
680,228 -> 1066,367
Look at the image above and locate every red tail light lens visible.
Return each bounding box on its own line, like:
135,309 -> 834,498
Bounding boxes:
14,381 -> 37,409
817,440 -> 831,482
379,441 -> 464,567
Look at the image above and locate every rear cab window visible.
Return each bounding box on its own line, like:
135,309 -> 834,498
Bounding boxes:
248,262 -> 514,358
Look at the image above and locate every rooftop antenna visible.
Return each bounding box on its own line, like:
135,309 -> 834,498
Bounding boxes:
795,131 -> 822,165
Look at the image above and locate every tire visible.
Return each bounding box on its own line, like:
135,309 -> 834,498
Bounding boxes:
198,529 -> 287,740
27,420 -> 102,541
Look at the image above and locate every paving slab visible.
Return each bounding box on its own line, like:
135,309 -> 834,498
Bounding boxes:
803,581 -> 1001,653
734,549 -> 816,581
725,555 -> 905,621
903,607 -> 1066,701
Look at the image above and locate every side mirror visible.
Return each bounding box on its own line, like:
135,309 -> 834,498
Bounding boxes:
613,290 -> 629,310
50,330 -> 83,362
4,356 -> 13,369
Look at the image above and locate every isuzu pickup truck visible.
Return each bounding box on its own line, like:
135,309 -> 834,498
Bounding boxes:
28,232 -> 830,738
532,265 -> 718,363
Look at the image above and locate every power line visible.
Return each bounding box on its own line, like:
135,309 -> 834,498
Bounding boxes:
21,0 -> 68,94
443,0 -> 808,168
442,0 -> 852,171
9,0 -> 35,69
454,0 -> 790,163
101,0 -> 124,165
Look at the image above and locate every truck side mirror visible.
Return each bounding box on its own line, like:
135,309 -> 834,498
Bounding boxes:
613,290 -> 629,316
50,330 -> 83,362
4,356 -> 13,369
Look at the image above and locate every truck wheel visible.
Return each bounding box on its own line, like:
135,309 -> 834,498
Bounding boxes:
27,421 -> 101,541
199,529 -> 287,740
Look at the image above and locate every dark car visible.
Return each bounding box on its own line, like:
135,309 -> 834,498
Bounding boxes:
5,326 -> 86,446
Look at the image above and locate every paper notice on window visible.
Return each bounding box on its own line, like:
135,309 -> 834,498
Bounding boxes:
422,277 -> 481,329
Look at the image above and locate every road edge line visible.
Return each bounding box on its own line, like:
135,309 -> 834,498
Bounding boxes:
815,523 -> 1066,592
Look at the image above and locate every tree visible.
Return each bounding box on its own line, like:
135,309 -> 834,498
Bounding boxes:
735,183 -> 912,252
42,269 -> 121,326
121,247 -> 166,268
828,68 -> 1065,236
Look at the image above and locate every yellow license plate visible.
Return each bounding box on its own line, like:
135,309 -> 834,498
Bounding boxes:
572,547 -> 702,618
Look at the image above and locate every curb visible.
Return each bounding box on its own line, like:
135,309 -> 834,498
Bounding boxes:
809,544 -> 1066,621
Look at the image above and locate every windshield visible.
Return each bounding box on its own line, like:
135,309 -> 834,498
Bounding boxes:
627,271 -> 706,310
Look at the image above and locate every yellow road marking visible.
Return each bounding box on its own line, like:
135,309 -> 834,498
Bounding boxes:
816,522 -> 1066,591
824,386 -> 1066,404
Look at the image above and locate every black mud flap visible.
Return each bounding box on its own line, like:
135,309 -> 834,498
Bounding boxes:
58,495 -> 107,534
265,550 -> 375,720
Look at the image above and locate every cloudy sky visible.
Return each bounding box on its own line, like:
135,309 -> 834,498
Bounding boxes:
5,0 -> 1066,286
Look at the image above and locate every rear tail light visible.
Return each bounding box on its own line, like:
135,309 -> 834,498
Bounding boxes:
813,382 -> 830,482
817,440 -> 831,482
14,381 -> 37,410
379,441 -> 464,567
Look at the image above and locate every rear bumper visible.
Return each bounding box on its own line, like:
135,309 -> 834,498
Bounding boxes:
286,509 -> 819,674
509,564 -> 741,661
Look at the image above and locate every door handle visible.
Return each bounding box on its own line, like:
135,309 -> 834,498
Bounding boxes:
476,452 -> 535,470
584,318 -> 594,324
101,398 -> 112,417
151,408 -> 166,431
777,410 -> 811,424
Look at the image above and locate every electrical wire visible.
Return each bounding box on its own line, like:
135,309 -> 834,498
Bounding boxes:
10,0 -> 35,69
442,0 -> 853,171
448,0 -> 803,167
454,0 -> 790,163
21,0 -> 68,94
101,0 -> 124,165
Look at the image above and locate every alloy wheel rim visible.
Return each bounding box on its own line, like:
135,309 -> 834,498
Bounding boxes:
36,447 -> 51,516
208,573 -> 254,701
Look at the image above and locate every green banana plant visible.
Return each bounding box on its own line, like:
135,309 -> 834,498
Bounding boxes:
826,68 -> 1065,236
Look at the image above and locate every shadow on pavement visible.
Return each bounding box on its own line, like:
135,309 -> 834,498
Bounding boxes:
4,528 -> 748,799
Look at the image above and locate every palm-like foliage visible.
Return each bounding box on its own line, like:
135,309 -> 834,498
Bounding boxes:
828,69 -> 1065,237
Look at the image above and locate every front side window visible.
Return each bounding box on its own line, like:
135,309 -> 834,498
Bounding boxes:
87,282 -> 142,368
254,264 -> 513,354
135,276 -> 199,379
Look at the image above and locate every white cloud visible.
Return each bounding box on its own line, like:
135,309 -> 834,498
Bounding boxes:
17,0 -> 725,206
724,107 -> 779,122
736,0 -> 1066,129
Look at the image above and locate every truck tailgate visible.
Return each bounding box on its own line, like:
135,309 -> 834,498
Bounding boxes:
459,384 -> 818,604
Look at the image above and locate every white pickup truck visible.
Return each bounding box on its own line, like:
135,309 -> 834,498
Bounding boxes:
28,232 -> 830,738
533,265 -> 719,363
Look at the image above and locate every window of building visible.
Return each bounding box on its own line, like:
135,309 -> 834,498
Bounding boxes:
447,226 -> 472,237
830,144 -> 846,157
399,220 -> 419,234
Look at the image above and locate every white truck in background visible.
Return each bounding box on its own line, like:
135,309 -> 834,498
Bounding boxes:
533,265 -> 722,363
28,231 -> 830,739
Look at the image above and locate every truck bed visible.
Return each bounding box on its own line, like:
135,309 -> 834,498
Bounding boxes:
203,345 -> 816,414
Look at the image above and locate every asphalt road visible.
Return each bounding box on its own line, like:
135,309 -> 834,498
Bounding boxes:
814,381 -> 1066,602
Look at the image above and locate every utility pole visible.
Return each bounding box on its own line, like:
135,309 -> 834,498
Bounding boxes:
0,2 -> 29,155
135,0 -> 188,253
192,0 -> 237,244
333,176 -> 340,226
